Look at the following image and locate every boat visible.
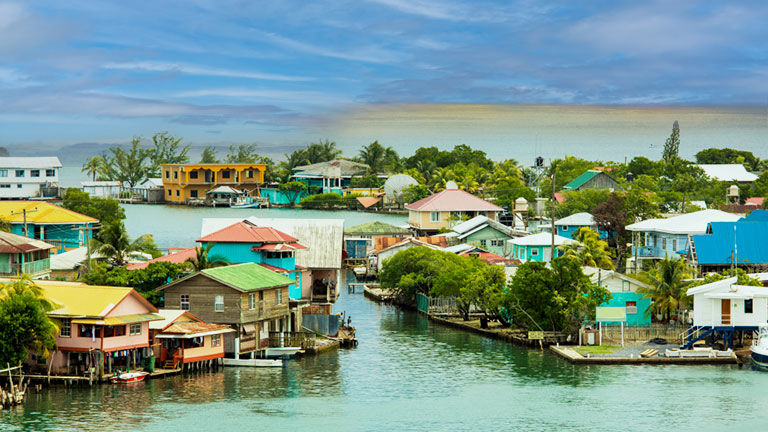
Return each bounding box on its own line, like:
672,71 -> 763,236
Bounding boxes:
222,358 -> 283,367
230,196 -> 260,209
110,371 -> 149,383
264,347 -> 301,359
751,325 -> 768,370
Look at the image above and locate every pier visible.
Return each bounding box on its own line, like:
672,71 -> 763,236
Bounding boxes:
549,345 -> 739,365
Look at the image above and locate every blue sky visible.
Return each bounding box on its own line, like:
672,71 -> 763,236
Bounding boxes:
1,0 -> 767,154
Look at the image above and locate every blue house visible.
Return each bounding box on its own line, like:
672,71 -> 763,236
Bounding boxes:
691,209 -> 768,272
196,220 -> 308,299
588,269 -> 652,327
626,209 -> 741,269
554,212 -> 608,239
260,188 -> 308,206
291,160 -> 372,195
0,201 -> 98,253
509,232 -> 575,262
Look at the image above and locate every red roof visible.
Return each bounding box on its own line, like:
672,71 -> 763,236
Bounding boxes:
197,220 -> 302,245
357,197 -> 381,208
746,197 -> 764,207
458,249 -> 520,265
126,247 -> 197,270
405,189 -> 502,212
554,192 -> 566,204
251,242 -> 307,251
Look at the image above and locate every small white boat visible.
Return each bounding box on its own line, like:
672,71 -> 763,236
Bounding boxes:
230,197 -> 260,209
110,371 -> 149,383
222,358 -> 283,367
264,347 -> 301,358
751,325 -> 768,370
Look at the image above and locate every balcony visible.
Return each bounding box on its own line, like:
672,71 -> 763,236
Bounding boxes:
631,246 -> 665,259
0,258 -> 50,276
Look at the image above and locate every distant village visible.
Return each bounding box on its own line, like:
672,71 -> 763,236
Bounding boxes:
2,128 -> 768,407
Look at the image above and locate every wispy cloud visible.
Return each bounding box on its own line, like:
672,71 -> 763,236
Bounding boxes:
258,31 -> 401,64
0,67 -> 38,88
102,61 -> 313,82
176,88 -> 351,105
366,0 -> 510,22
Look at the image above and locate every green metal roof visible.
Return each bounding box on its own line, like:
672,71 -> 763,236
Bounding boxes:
201,263 -> 295,292
344,220 -> 410,235
562,170 -> 601,191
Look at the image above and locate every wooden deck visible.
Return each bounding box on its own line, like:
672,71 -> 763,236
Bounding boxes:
549,345 -> 739,365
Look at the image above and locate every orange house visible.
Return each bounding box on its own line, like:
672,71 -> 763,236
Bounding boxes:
161,163 -> 266,203
150,309 -> 235,369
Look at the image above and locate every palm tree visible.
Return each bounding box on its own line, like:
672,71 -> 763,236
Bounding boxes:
81,156 -> 105,181
0,274 -> 59,313
637,256 -> 692,323
90,221 -> 159,266
560,227 -> 614,286
186,243 -> 229,272
359,140 -> 399,173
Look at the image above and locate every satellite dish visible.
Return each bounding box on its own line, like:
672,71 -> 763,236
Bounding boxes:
384,174 -> 418,202
445,180 -> 459,190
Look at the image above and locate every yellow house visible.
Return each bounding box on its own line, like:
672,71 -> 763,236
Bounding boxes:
405,188 -> 503,234
161,163 -> 266,203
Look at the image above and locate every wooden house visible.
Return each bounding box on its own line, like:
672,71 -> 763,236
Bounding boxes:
561,169 -> 619,192
24,280 -> 162,377
158,263 -> 295,359
149,309 -> 234,369
0,230 -> 54,279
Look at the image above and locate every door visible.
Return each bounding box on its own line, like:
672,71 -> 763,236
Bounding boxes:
721,299 -> 731,325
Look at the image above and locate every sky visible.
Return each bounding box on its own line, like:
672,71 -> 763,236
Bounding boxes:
1,0 -> 767,160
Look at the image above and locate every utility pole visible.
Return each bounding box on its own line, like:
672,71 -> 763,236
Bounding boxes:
72,224 -> 101,274
10,207 -> 38,237
551,170 -> 556,261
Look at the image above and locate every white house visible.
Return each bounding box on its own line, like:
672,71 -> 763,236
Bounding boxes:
81,181 -> 122,198
508,232 -> 575,262
371,237 -> 444,272
687,277 -> 768,328
0,157 -> 61,199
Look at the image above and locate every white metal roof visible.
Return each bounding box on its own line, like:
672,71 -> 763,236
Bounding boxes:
206,185 -> 242,195
0,157 -> 62,169
698,164 -> 758,182
201,217 -> 344,269
554,212 -> 595,227
149,309 -> 188,330
81,181 -> 121,187
50,247 -> 106,270
509,232 -> 575,246
626,209 -> 741,235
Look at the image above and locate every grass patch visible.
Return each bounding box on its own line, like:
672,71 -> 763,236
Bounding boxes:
575,345 -> 620,355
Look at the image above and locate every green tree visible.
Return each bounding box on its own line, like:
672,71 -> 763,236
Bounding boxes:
83,261 -> 187,306
358,140 -> 399,173
278,181 -> 308,207
637,256 -> 692,323
695,148 -> 760,171
0,292 -> 57,367
430,253 -> 486,321
554,189 -> 611,218
541,156 -> 599,192
560,228 -> 614,270
185,244 -> 229,272
0,275 -> 59,313
349,173 -> 382,188
106,138 -> 152,187
90,220 -> 160,266
627,156 -> 662,178
662,120 -> 680,163
401,184 -> 430,204
380,247 -> 447,303
200,146 -> 219,163
62,188 -> 126,229
225,144 -> 259,163
147,132 -> 190,177
81,156 -> 107,181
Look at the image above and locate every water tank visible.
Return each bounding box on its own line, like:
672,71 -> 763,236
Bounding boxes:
383,174 -> 418,202
445,180 -> 459,190
727,185 -> 740,198
514,197 -> 528,212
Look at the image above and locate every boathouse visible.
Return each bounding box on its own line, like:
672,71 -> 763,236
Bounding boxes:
158,263 -> 295,359
149,309 -> 234,369
684,276 -> 768,349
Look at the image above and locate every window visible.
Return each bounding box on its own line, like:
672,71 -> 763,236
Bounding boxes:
212,334 -> 222,347
30,169 -> 40,177
165,170 -> 170,179
180,294 -> 190,310
167,189 -> 172,196
247,170 -> 254,178
562,226 -> 569,231
0,184 -> 9,189
430,211 -> 440,222
60,319 -> 71,337
745,299 -> 754,314
190,190 -> 198,198
222,171 -> 230,179
275,289 -> 282,305
215,295 -> 224,312
662,237 -> 667,250
15,170 -> 24,177
672,238 -> 677,251
173,171 -> 178,179
176,190 -> 180,197
189,171 -> 198,179
480,240 -> 487,247
531,248 -> 539,256
103,325 -> 126,337
79,324 -> 95,337
626,301 -> 638,314
17,184 -> 22,188
0,170 -> 7,177
46,169 -> 55,177
249,293 -> 255,310
622,280 -> 631,292
130,323 -> 141,335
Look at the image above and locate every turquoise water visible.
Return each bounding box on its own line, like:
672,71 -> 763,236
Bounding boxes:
3,281 -> 768,431
120,204 -> 408,249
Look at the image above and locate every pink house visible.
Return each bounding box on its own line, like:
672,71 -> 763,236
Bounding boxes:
33,280 -> 162,378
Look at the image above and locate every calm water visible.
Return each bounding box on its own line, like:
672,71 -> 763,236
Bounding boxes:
3,279 -> 768,431
120,204 -> 408,249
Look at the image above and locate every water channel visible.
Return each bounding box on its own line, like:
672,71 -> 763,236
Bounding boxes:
2,206 -> 768,430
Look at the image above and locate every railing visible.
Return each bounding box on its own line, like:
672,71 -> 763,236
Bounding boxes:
268,331 -> 315,349
632,246 -> 665,258
0,258 -> 50,275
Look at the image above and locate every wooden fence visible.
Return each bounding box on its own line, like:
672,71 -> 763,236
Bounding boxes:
598,323 -> 686,344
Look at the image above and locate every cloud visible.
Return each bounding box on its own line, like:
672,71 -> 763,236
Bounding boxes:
175,88 -> 351,106
0,67 -> 38,88
257,31 -> 401,64
366,0 -> 506,22
102,61 -> 312,82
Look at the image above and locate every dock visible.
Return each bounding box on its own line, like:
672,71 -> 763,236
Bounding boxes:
363,285 -> 396,302
549,345 -> 739,365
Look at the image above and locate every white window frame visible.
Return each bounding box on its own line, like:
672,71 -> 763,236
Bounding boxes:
622,280 -> 630,292
626,301 -> 638,315
60,319 -> 71,337
130,323 -> 141,335
531,248 -> 539,256
275,289 -> 282,305
212,334 -> 222,347
249,293 -> 255,310
215,295 -> 224,312
430,211 -> 440,222
180,294 -> 190,310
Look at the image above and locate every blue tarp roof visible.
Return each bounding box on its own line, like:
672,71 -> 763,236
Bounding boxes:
694,215 -> 768,265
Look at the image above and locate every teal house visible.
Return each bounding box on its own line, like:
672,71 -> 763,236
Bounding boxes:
509,232 -> 575,262
561,169 -> 620,192
291,160 -> 372,195
260,188 -> 308,206
588,269 -> 652,326
0,201 -> 98,253
450,215 -> 521,257
196,220 -> 308,299
554,212 -> 608,239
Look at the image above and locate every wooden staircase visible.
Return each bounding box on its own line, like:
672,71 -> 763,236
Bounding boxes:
163,360 -> 175,369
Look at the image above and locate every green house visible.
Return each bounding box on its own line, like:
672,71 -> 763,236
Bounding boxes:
562,170 -> 619,192
509,232 -> 576,262
450,216 -> 521,257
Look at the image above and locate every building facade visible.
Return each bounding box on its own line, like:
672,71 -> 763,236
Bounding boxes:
0,157 -> 61,199
509,232 -> 575,262
161,163 -> 266,204
405,188 -> 503,234
0,201 -> 98,253
0,231 -> 54,279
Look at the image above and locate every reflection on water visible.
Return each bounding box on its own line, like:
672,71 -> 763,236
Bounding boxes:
4,271 -> 768,430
